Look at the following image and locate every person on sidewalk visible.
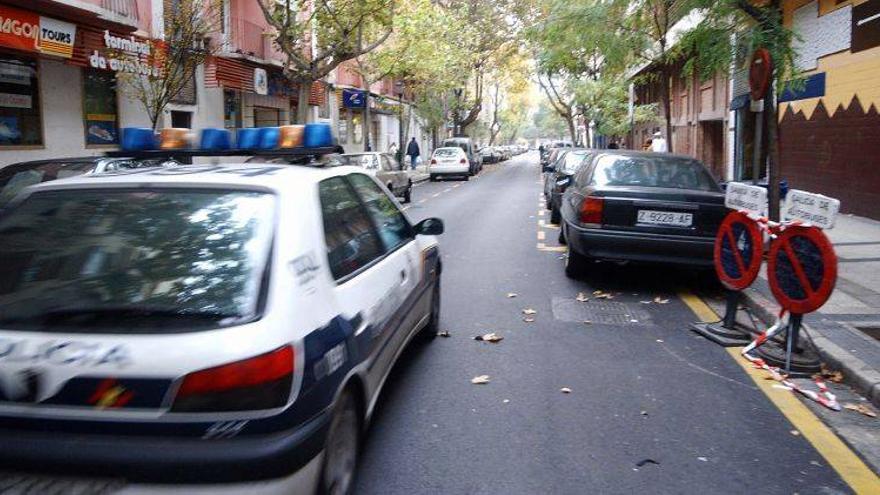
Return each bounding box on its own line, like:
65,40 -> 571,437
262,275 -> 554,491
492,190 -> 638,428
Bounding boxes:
650,131 -> 668,152
406,137 -> 420,170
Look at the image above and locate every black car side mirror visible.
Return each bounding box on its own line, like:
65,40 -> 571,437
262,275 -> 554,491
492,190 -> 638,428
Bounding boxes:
542,165 -> 554,173
414,217 -> 444,236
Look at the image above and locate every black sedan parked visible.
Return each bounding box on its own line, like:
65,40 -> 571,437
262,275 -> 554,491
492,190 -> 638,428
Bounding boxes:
558,151 -> 727,277
544,148 -> 593,224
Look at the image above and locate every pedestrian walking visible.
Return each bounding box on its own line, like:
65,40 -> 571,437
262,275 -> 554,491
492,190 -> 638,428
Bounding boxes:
406,137 -> 420,170
650,131 -> 668,152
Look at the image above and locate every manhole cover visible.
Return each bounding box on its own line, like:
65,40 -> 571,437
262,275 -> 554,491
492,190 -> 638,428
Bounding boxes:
552,298 -> 651,325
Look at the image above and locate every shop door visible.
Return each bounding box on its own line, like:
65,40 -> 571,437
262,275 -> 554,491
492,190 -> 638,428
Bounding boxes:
254,106 -> 281,127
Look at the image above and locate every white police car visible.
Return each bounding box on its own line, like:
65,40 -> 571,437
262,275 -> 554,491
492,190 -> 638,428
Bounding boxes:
0,161 -> 443,494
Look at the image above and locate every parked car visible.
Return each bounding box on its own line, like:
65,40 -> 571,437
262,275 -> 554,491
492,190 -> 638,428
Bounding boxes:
338,152 -> 413,203
0,160 -> 444,494
429,147 -> 472,181
546,149 -> 594,224
558,151 -> 727,277
542,148 -> 571,207
479,146 -> 499,164
0,156 -> 178,206
441,137 -> 482,175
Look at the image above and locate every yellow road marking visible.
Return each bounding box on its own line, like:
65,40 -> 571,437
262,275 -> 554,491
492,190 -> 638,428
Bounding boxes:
679,292 -> 880,494
537,231 -> 546,241
538,220 -> 560,230
538,210 -> 545,217
537,243 -> 566,252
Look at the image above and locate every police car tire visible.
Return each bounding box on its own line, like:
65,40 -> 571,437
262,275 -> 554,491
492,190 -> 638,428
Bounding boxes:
320,390 -> 360,495
565,243 -> 590,279
419,279 -> 441,341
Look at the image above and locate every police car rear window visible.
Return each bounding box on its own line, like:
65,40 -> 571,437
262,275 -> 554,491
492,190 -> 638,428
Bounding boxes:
0,188 -> 275,332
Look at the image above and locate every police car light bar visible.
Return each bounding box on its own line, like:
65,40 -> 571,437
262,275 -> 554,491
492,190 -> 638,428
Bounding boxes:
108,125 -> 341,160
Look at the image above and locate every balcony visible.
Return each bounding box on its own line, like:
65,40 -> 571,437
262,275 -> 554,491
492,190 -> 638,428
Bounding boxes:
100,0 -> 139,22
223,18 -> 280,62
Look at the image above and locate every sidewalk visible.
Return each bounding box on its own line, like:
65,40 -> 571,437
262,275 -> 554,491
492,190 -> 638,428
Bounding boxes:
742,213 -> 880,406
406,165 -> 430,184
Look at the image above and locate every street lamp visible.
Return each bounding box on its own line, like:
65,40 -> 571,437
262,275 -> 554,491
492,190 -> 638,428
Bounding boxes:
395,80 -> 406,165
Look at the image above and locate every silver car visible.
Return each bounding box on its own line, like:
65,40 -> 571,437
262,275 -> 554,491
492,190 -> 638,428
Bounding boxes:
339,152 -> 413,203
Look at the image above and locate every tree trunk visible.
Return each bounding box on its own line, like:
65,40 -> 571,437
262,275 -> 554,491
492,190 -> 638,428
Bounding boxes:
766,79 -> 781,221
363,89 -> 372,152
660,65 -> 673,153
567,117 -> 577,146
296,82 -> 312,124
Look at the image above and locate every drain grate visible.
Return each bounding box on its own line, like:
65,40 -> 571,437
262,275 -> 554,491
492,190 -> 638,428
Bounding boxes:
552,298 -> 651,325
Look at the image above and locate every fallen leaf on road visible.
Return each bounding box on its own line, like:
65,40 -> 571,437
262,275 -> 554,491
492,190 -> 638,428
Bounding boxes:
471,375 -> 490,385
844,403 -> 877,418
506,293 -> 518,298
790,430 -> 801,436
593,291 -> 614,299
522,308 -> 537,315
819,366 -> 845,383
640,410 -> 648,416
635,459 -> 660,467
583,320 -> 592,325
656,339 -> 664,343
474,332 -> 503,343
560,387 -> 572,394
630,319 -> 639,323
523,317 -> 535,323
576,292 -> 590,302
640,300 -> 653,304
502,399 -> 510,404
437,331 -> 451,338
654,297 -> 670,304
697,457 -> 708,462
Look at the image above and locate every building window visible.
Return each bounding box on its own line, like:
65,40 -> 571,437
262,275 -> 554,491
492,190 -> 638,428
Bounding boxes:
0,55 -> 42,147
224,89 -> 242,129
171,110 -> 193,128
83,69 -> 119,146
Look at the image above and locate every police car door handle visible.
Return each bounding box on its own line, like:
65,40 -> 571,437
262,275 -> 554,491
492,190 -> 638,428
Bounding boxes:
400,270 -> 407,283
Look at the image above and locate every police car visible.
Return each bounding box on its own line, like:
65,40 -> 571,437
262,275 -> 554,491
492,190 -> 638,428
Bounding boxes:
0,160 -> 444,494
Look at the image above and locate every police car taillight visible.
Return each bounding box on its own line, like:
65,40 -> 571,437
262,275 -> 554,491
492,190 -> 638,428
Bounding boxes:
171,345 -> 294,412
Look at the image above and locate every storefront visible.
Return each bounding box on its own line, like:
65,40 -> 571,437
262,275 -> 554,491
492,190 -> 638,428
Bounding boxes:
0,3 -> 155,165
207,56 -> 325,130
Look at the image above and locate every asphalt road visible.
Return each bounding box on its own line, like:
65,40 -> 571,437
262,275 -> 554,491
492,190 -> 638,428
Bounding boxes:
354,152 -> 851,494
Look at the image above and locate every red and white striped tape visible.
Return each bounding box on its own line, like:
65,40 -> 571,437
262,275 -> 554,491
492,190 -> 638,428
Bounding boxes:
741,311 -> 841,411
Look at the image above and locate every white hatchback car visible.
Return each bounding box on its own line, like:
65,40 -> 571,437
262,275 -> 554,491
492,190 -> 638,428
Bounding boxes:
0,161 -> 444,494
428,147 -> 470,181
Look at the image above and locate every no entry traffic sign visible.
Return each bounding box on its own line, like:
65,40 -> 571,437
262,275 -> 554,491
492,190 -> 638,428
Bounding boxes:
715,211 -> 764,290
767,226 -> 837,314
749,48 -> 772,101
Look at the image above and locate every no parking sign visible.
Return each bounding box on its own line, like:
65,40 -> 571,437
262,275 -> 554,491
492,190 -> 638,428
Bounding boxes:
714,211 -> 763,291
767,226 -> 837,314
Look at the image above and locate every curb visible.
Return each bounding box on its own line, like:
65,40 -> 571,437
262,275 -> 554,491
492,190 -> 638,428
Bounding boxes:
740,286 -> 880,408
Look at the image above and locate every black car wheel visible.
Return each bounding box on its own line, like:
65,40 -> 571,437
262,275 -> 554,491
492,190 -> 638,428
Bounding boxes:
463,175 -> 469,181
558,223 -> 567,245
429,174 -> 437,182
550,206 -> 561,225
320,390 -> 360,495
565,242 -> 591,279
403,182 -> 412,203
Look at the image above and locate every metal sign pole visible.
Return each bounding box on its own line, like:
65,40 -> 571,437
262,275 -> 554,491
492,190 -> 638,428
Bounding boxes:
784,314 -> 803,375
751,99 -> 763,185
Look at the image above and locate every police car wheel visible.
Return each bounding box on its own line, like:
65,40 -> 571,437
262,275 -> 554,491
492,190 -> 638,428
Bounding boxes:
320,390 -> 360,495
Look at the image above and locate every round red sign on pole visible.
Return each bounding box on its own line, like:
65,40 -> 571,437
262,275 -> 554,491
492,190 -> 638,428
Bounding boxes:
767,226 -> 837,314
714,211 -> 764,290
749,48 -> 772,101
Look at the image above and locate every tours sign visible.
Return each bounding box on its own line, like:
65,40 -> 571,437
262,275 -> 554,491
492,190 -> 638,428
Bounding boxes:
0,5 -> 76,59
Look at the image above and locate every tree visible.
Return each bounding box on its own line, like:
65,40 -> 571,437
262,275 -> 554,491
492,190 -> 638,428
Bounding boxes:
259,0 -> 395,123
537,73 -> 578,145
115,0 -> 219,130
351,0 -> 465,150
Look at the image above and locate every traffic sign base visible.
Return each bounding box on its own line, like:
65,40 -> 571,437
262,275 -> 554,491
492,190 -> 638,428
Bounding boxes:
691,290 -> 754,347
691,321 -> 755,347
753,343 -> 821,378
